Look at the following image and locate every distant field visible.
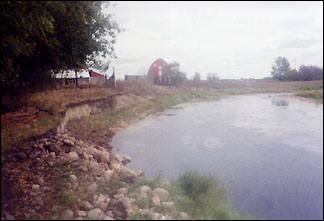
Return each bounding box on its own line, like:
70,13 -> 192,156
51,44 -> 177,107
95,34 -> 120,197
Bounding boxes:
184,79 -> 323,91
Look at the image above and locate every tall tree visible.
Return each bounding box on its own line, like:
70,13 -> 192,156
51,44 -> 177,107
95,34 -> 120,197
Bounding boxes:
207,73 -> 219,82
194,72 -> 201,83
167,62 -> 187,85
1,1 -> 120,92
271,57 -> 291,80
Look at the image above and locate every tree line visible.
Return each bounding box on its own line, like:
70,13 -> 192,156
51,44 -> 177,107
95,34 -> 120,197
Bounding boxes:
1,1 -> 120,94
271,57 -> 323,81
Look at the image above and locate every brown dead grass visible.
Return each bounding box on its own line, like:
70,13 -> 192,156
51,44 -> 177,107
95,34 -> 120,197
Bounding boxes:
184,79 -> 323,91
116,80 -> 187,97
27,86 -> 115,114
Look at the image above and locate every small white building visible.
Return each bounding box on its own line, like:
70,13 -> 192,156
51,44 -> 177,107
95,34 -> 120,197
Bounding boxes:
54,69 -> 107,85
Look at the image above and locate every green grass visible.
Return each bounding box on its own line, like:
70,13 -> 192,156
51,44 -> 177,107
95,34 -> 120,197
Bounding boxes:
40,161 -> 84,219
292,85 -> 323,92
166,171 -> 254,220
130,212 -> 153,220
295,90 -> 323,101
44,162 -> 254,220
128,172 -> 255,220
89,90 -> 222,131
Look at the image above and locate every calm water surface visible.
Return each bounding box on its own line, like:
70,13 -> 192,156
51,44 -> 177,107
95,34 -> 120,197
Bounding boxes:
110,93 -> 323,220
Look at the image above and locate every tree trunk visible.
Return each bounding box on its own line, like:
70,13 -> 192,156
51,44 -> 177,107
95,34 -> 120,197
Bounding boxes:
74,70 -> 79,88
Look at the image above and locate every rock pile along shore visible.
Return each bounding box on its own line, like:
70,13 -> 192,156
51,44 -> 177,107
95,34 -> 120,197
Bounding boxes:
4,133 -> 189,220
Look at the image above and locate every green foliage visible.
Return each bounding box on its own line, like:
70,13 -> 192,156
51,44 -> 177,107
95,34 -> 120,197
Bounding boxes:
136,197 -> 152,209
282,69 -> 300,81
174,171 -> 253,220
179,171 -> 216,200
270,57 -> 323,81
298,65 -> 323,81
271,57 -> 291,80
51,161 -> 83,210
281,66 -> 323,81
130,212 -> 153,220
296,90 -> 323,101
1,1 -> 120,92
167,61 -> 187,84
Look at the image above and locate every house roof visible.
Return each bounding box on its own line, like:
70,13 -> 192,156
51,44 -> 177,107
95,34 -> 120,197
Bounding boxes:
89,70 -> 105,78
55,69 -> 90,78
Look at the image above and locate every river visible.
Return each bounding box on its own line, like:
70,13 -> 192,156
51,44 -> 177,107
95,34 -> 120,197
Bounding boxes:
110,93 -> 323,220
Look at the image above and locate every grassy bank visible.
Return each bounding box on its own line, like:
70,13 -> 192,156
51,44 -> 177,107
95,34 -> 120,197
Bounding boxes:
295,89 -> 323,101
45,161 -> 251,219
172,171 -> 253,220
66,89 -> 222,143
1,85 -> 115,155
125,171 -> 252,220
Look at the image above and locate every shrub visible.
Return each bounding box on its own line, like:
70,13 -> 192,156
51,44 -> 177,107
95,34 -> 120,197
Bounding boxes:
175,171 -> 252,220
179,171 -> 215,200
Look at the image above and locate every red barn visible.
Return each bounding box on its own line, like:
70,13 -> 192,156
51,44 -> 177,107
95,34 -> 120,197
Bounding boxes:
147,58 -> 170,84
89,70 -> 106,85
89,70 -> 105,78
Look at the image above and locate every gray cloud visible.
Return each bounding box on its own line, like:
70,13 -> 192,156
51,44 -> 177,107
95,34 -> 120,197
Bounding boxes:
103,1 -> 323,79
276,36 -> 322,49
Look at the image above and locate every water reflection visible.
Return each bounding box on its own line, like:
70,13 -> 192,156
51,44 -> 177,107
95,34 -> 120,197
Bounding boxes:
271,99 -> 289,106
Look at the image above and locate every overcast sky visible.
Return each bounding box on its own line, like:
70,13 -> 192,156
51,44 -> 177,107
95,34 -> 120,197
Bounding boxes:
102,1 -> 323,80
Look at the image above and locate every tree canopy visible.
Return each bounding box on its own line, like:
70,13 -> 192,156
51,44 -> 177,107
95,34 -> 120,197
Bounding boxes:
1,1 -> 120,92
271,57 -> 323,81
298,65 -> 323,81
194,72 -> 201,83
271,56 -> 291,80
207,73 -> 219,82
167,61 -> 187,84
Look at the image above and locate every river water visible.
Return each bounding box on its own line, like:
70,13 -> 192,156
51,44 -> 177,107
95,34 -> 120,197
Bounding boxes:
110,93 -> 323,220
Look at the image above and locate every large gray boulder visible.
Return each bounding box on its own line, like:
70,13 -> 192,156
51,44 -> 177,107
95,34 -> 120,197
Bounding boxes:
114,153 -> 131,165
140,185 -> 151,193
117,187 -> 128,195
87,208 -> 102,219
153,188 -> 170,202
67,152 -> 79,161
77,210 -> 87,217
61,209 -> 74,220
152,195 -> 160,206
69,175 -> 77,183
84,147 -> 110,163
88,160 -> 105,175
64,138 -> 74,146
120,166 -> 143,177
103,170 -> 114,181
